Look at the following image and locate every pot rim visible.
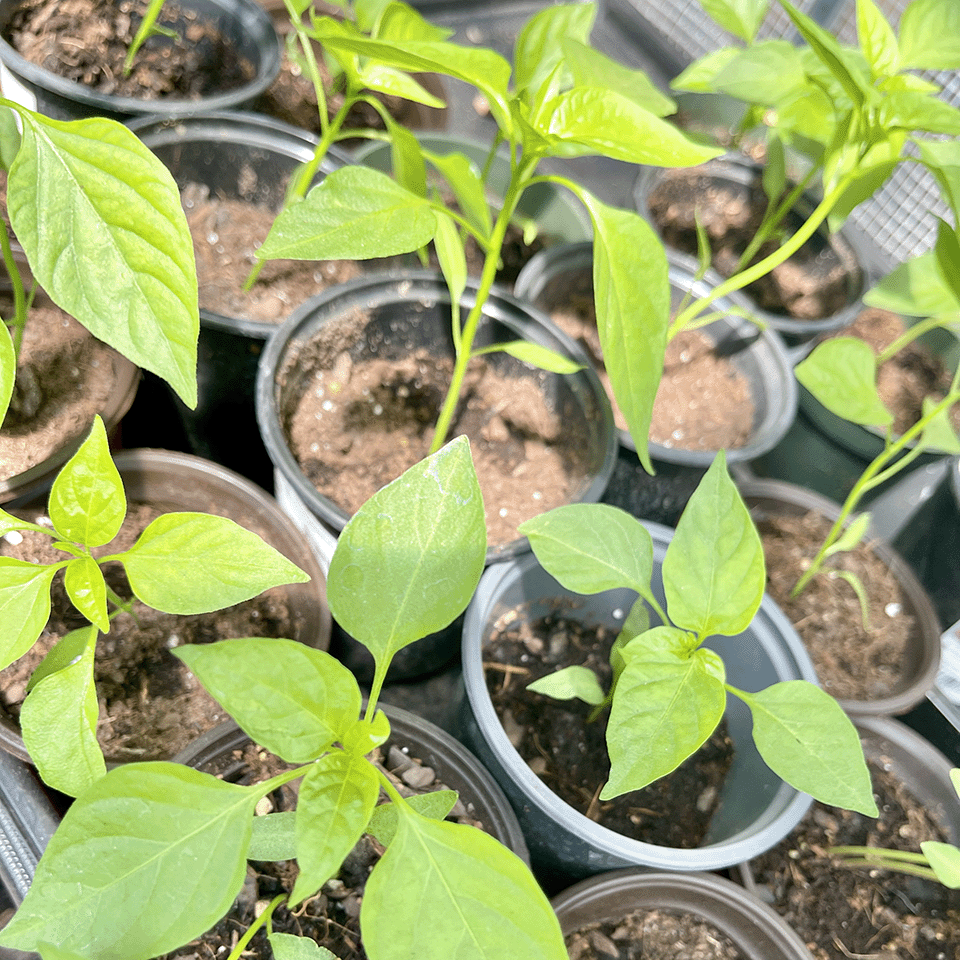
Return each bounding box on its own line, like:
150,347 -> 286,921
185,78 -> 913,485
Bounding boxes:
255,268 -> 619,564
737,476 -> 942,716
0,0 -> 282,117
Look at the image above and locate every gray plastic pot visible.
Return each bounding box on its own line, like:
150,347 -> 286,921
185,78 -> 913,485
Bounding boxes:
552,869 -> 815,960
0,0 -> 280,122
456,522 -> 818,888
0,448 -> 332,764
126,111 -> 353,492
634,153 -> 873,343
738,477 -> 942,718
514,241 -> 798,526
174,700 -> 530,863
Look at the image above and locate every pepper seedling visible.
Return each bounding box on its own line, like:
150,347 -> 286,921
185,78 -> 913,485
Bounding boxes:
518,451 -> 878,816
0,437 -> 570,960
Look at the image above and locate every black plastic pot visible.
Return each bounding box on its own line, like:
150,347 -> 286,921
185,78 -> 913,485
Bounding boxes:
0,0 -> 280,122
552,869 -> 815,960
514,242 -> 798,526
174,699 -> 530,863
0,448 -> 332,764
738,477 -> 942,718
126,111 -> 353,492
456,523 -> 818,889
634,153 -> 873,343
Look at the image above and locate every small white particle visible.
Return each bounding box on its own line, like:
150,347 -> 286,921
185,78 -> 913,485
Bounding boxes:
3,531 -> 23,545
885,602 -> 901,617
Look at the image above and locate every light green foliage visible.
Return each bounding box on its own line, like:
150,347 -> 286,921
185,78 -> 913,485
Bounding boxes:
0,443 -> 568,960
260,1 -> 718,465
520,452 -> 876,813
0,322 -> 13,425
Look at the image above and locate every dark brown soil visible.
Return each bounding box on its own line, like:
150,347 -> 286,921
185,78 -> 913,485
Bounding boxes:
280,324 -> 585,547
4,0 -> 255,100
483,603 -> 733,849
0,504 -> 298,763
648,166 -> 863,321
1,298 -> 128,483
756,509 -> 915,702
832,308 -> 960,436
750,752 -> 960,960
565,908 -> 747,960
163,736 -> 487,960
545,280 -> 754,450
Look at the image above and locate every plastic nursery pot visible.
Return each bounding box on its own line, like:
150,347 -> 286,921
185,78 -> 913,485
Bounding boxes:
173,700 -> 530,864
738,477 -> 942,718
456,523 -> 818,890
126,111 -> 353,493
0,264 -> 140,507
352,132 -> 593,283
514,242 -> 798,527
552,869 -> 815,960
634,153 -> 873,343
0,448 -> 332,765
0,0 -> 281,122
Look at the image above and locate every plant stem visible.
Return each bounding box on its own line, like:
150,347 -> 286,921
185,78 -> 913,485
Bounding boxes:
669,175 -> 853,339
0,220 -> 27,360
876,314 -> 951,366
225,893 -> 286,960
427,150 -> 540,454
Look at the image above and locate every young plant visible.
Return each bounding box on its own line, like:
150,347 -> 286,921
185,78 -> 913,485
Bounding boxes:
0,101 -> 199,418
0,414 -> 311,798
833,768 -> 960,888
123,0 -> 176,75
517,451 -> 877,816
663,0 -> 960,335
788,218 -> 960,597
0,437 -> 570,960
254,0 -> 722,471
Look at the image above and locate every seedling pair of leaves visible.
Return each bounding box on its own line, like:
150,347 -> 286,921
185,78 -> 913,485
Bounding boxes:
665,0 -> 960,334
0,437 -> 569,960
0,415 -> 311,797
256,0 -> 722,470
789,217 -> 960,598
518,451 -> 877,817
833,768 -> 960,888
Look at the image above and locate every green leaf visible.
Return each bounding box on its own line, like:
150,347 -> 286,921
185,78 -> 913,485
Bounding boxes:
576,195 -> 670,472
918,395 -> 960,454
671,48 -> 740,94
20,625 -> 104,797
8,111 -> 199,407
0,763 -> 258,959
865,251 -> 960,317
700,0 -> 768,42
857,0 -> 899,77
921,840 -> 960,888
823,512 -> 871,558
423,149 -> 491,240
709,41 -> 808,105
918,139 -> 960,219
290,752 -> 379,906
603,626 -> 726,799
899,0 -> 960,70
0,106 -> 21,171
795,338 -> 893,428
249,811 -> 297,861
512,2 -> 596,99
387,121 -> 427,198
934,218 -> 960,305
63,555 -> 108,630
327,437 -> 486,677
341,708 -> 391,756
0,559 -> 59,670
358,63 -> 446,108
47,416 -> 126,548
174,638 -> 361,764
367,791 -> 459,847
374,1 -> 451,42
545,88 -> 722,166
561,40 -> 675,117
360,807 -> 567,960
258,166 -> 438,262
519,502 -> 654,598
118,511 -> 309,615
527,665 -> 606,706
269,932 -> 338,960
482,339 -> 581,374
433,211 -> 467,329
881,91 -> 960,135
0,319 -> 13,427
736,681 -> 877,815
663,451 -> 765,638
